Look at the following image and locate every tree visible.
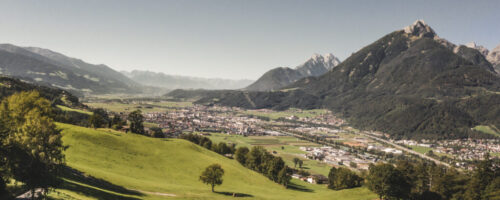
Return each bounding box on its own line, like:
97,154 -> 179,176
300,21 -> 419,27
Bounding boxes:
266,157 -> 285,182
328,167 -> 362,190
128,110 -> 144,134
88,109 -> 108,129
0,91 -> 65,199
150,127 -> 164,138
111,114 -> 125,129
246,146 -> 265,171
293,158 -> 300,168
366,163 -> 410,200
235,147 -> 249,165
278,166 -> 291,188
199,164 -> 224,192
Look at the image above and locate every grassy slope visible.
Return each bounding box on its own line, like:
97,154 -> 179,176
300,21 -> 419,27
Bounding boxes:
473,125 -> 500,137
57,105 -> 93,115
52,123 -> 376,200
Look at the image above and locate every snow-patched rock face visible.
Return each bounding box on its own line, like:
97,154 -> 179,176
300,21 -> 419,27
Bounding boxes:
296,53 -> 341,76
487,44 -> 500,65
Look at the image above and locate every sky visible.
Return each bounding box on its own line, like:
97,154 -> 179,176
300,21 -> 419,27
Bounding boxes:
0,0 -> 499,80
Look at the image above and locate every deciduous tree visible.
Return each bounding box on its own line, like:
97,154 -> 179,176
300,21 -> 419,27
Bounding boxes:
199,164 -> 224,192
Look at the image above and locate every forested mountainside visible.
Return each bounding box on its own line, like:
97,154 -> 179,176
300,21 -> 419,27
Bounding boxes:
174,21 -> 500,140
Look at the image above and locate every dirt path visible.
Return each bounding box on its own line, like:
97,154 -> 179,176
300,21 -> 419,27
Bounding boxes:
133,189 -> 177,197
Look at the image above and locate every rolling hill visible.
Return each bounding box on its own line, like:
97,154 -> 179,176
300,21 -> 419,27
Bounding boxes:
245,54 -> 340,91
187,20 -> 500,139
0,44 -> 141,95
51,123 -> 376,200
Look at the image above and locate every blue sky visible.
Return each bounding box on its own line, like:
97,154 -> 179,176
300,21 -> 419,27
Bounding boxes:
0,0 -> 499,79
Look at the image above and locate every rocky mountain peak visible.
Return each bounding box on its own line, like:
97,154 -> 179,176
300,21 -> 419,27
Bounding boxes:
403,20 -> 437,38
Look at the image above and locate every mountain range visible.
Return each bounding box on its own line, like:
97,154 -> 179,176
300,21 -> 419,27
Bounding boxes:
121,70 -> 253,90
244,53 -> 340,91
0,44 -> 141,95
174,20 -> 500,140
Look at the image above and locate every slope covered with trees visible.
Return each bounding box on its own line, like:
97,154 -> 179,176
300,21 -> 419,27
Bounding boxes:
190,21 -> 500,140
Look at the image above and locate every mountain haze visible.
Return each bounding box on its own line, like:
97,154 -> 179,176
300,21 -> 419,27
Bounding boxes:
122,70 -> 254,90
244,54 -> 340,91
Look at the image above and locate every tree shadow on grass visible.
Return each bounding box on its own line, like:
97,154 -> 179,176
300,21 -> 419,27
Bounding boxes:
214,191 -> 254,198
57,166 -> 144,200
287,182 -> 313,192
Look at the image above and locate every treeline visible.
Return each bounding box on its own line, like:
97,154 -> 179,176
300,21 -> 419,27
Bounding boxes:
179,133 -> 236,156
364,157 -> 500,200
180,133 -> 291,187
234,146 -> 291,187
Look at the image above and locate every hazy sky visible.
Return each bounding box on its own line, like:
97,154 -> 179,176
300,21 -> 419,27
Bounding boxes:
0,0 -> 499,80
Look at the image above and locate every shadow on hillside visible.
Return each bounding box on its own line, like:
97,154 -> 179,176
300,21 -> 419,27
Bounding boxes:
287,182 -> 313,192
215,191 -> 253,198
58,166 -> 143,200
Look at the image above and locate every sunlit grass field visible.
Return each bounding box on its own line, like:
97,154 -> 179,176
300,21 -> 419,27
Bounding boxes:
57,105 -> 93,115
51,123 -> 376,200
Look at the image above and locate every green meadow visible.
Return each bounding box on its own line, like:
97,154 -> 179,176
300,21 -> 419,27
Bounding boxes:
57,105 -> 93,115
473,125 -> 500,137
50,123 -> 376,200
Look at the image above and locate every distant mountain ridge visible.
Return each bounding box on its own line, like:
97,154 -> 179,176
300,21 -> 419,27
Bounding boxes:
0,44 -> 141,95
185,20 -> 500,140
244,53 -> 340,91
122,70 -> 254,90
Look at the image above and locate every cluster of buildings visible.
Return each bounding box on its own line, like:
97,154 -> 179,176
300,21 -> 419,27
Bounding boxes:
301,146 -> 375,170
143,105 -> 271,135
394,139 -> 500,161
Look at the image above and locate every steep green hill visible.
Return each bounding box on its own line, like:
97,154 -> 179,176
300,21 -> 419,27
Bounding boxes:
52,123 -> 376,200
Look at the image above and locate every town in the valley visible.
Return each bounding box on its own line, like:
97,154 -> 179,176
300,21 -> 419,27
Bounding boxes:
86,98 -> 500,180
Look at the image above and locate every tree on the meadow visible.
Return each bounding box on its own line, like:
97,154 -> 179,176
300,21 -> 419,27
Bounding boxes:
246,146 -> 265,171
235,147 -> 249,165
277,166 -> 291,188
150,127 -> 164,138
128,110 -> 145,134
88,109 -> 107,129
199,164 -> 224,192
